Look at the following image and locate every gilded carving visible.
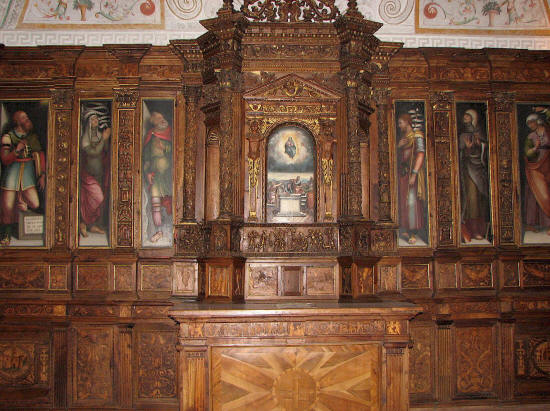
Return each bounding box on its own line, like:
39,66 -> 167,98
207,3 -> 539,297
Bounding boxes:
402,264 -> 430,289
370,229 -> 396,254
176,223 -> 207,255
242,226 -> 337,253
386,320 -> 402,335
137,331 -> 177,399
114,88 -> 139,109
116,109 -> 134,247
53,110 -> 71,246
456,327 -> 495,395
461,264 -> 493,288
244,44 -> 338,60
240,0 -> 340,22
141,265 -> 172,291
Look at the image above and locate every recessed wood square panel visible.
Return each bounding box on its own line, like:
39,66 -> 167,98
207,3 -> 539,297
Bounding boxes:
305,266 -> 335,296
207,265 -> 231,298
248,266 -> 278,297
410,325 -> 435,401
140,264 -> 172,291
172,262 -> 198,296
76,264 -> 109,291
0,264 -> 46,290
402,264 -> 430,290
281,267 -> 302,296
48,265 -> 68,290
114,264 -> 135,292
211,344 -> 380,410
460,263 -> 493,288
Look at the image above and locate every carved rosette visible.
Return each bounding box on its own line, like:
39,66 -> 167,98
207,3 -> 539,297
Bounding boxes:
51,88 -> 73,248
430,91 -> 455,247
493,91 -> 515,244
183,85 -> 202,222
114,88 -> 138,247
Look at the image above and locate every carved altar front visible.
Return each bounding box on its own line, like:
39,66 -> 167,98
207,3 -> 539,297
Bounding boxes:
171,301 -> 419,411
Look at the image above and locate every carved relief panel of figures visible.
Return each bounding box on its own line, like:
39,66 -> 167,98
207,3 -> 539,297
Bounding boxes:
266,125 -> 316,223
0,100 -> 49,247
141,99 -> 174,247
517,103 -> 550,244
395,101 -> 429,247
78,100 -> 112,247
456,102 -> 492,245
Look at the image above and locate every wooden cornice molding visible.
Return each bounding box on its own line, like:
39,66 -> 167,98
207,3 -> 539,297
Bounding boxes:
105,44 -> 152,77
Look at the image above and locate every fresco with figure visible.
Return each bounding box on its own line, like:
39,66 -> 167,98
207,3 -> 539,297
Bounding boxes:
141,99 -> 173,247
266,125 -> 315,224
0,101 -> 48,247
417,0 -> 550,34
18,0 -> 164,27
396,101 -> 429,247
78,100 -> 112,247
456,102 -> 492,245
517,103 -> 550,244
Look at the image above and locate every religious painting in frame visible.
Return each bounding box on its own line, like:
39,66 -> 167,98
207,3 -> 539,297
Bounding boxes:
78,100 -> 112,247
517,103 -> 550,244
141,98 -> 174,248
0,100 -> 49,247
456,102 -> 492,245
395,101 -> 429,247
266,124 -> 316,224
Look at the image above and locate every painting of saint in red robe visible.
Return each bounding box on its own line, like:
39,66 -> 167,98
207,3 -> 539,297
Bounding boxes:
78,100 -> 111,247
518,103 -> 550,244
141,99 -> 174,247
395,101 -> 429,246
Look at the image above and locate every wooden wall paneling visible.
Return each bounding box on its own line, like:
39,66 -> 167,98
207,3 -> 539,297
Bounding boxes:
500,319 -> 515,401
133,324 -> 178,409
139,262 -> 173,299
385,342 -> 409,411
453,322 -> 499,400
436,319 -> 453,402
117,325 -> 133,409
53,327 -> 68,408
409,322 -> 436,404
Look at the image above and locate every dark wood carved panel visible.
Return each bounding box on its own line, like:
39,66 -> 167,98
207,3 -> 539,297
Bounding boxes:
0,265 -> 46,290
454,325 -> 497,398
136,330 -> 177,401
72,326 -> 114,406
410,324 -> 434,401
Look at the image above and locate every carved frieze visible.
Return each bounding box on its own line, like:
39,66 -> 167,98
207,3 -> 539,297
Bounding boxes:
241,226 -> 337,254
244,44 -> 339,60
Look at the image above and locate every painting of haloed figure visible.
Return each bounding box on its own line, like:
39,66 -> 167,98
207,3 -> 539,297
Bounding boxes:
266,125 -> 315,223
517,103 -> 550,244
141,99 -> 174,247
0,101 -> 48,247
456,103 -> 492,245
395,101 -> 429,246
78,100 -> 112,247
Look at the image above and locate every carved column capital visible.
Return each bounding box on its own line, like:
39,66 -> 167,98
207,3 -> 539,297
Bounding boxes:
50,88 -> 74,110
430,91 -> 454,111
183,85 -> 202,103
114,88 -> 139,109
492,91 -> 515,112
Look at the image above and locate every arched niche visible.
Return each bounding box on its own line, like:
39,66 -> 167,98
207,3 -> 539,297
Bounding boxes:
265,123 -> 317,223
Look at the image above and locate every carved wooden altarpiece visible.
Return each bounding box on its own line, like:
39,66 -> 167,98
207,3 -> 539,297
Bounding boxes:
2,0 -> 550,410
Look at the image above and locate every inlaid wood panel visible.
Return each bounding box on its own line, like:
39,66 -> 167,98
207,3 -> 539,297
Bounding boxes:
211,344 -> 380,411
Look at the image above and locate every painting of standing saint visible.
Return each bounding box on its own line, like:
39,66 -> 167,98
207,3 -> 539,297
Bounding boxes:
456,102 -> 492,245
141,99 -> 174,247
78,100 -> 112,247
395,101 -> 429,247
266,125 -> 315,224
0,100 -> 48,247
517,103 -> 550,244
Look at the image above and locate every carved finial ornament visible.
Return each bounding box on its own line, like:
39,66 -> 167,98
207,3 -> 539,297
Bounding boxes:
241,0 -> 340,22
